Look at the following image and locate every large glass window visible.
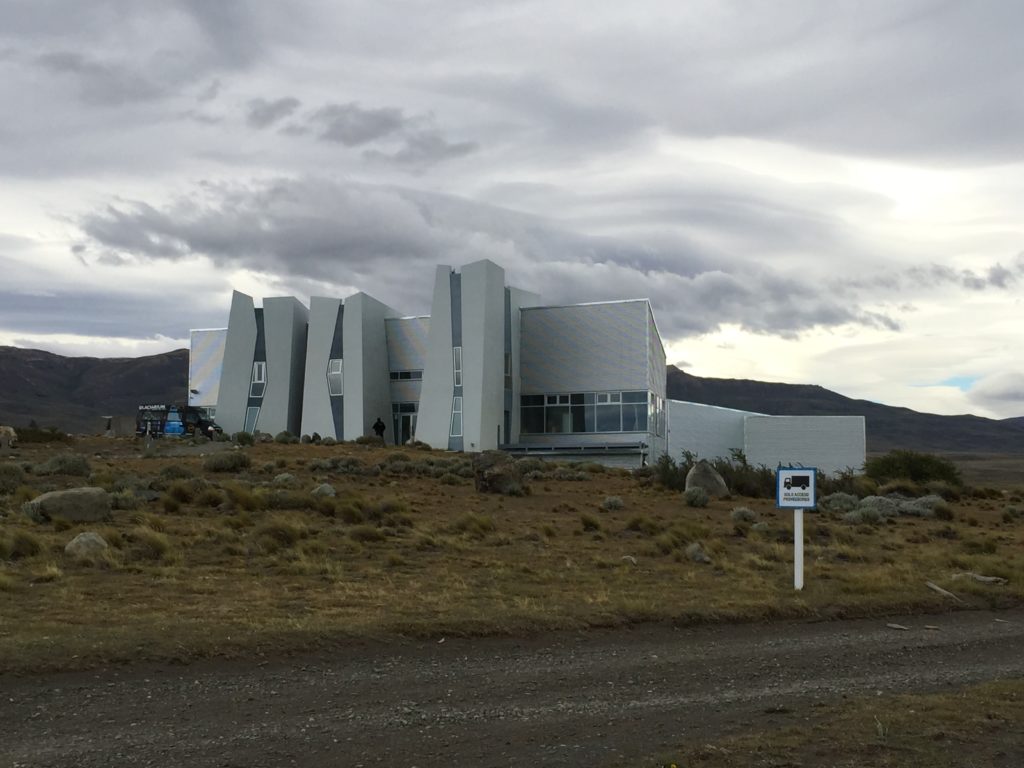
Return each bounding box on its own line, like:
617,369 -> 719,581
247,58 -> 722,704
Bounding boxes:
453,347 -> 462,388
449,396 -> 463,437
249,361 -> 266,399
520,390 -> 653,434
326,358 -> 343,397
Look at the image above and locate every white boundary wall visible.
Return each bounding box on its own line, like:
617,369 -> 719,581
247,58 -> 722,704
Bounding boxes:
744,415 -> 866,475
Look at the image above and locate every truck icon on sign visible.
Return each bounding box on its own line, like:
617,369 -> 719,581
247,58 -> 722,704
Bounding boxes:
784,475 -> 811,490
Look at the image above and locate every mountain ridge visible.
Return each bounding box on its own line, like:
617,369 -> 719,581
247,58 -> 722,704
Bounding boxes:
0,347 -> 1020,453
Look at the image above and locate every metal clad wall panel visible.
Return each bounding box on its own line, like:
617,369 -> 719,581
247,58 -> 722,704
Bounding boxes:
216,292 -> 257,435
743,416 -> 867,475
301,296 -> 343,439
520,302 -> 649,393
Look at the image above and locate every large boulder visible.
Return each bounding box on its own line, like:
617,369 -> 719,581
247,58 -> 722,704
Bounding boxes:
0,425 -> 17,450
473,451 -> 526,495
685,460 -> 729,498
23,487 -> 112,524
64,531 -> 109,560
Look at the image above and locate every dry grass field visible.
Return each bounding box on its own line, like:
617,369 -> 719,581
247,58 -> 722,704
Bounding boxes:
1,437 -> 1023,674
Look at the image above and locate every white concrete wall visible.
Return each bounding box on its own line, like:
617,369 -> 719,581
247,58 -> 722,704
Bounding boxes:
343,292 -> 397,440
216,292 -> 257,435
744,415 -> 866,475
508,287 -> 541,444
262,297 -> 309,436
300,296 -> 342,439
414,266 -> 455,448
461,260 -> 506,451
520,301 -> 650,393
667,400 -> 759,462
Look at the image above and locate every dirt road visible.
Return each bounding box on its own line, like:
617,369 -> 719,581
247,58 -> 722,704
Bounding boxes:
3,608 -> 1023,767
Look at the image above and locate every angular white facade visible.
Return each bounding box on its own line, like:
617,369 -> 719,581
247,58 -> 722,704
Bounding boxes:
198,259 -> 865,466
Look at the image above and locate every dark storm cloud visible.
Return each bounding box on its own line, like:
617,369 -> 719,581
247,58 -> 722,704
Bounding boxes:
310,103 -> 408,146
35,51 -> 167,105
0,289 -> 223,340
969,372 -> 1024,412
76,177 -> 900,338
364,130 -> 479,167
246,97 -> 301,129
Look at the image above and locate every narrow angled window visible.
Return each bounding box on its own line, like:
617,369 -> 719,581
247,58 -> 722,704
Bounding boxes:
326,358 -> 343,396
244,406 -> 260,433
449,396 -> 463,437
453,346 -> 463,388
249,361 -> 267,399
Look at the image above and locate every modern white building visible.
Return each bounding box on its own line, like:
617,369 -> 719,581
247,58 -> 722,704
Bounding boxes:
196,259 -> 865,473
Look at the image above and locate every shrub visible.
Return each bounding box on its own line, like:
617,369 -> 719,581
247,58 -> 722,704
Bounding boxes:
300,434 -> 313,444
161,495 -> 181,514
516,458 -> 545,474
601,496 -> 624,511
578,461 -> 606,474
234,431 -> 255,446
685,541 -> 711,564
453,512 -> 496,537
865,450 -> 962,486
160,464 -> 195,481
439,473 -> 462,485
1002,505 -> 1023,524
349,525 -> 386,543
34,453 -> 90,477
111,490 -> 141,510
1,530 -> 43,560
730,506 -> 757,524
274,431 -> 299,444
0,463 -> 26,494
625,515 -> 663,536
255,516 -> 308,550
194,487 -> 224,507
321,436 -> 337,446
223,482 -> 263,511
129,527 -> 171,561
684,487 -> 709,508
842,507 -> 882,525
820,492 -> 859,513
653,454 -> 688,491
203,451 -> 251,473
16,425 -> 70,443
580,513 -> 602,531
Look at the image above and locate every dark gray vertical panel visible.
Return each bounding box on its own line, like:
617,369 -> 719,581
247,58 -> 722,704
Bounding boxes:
246,309 -> 266,415
329,304 -> 344,438
448,272 -> 464,450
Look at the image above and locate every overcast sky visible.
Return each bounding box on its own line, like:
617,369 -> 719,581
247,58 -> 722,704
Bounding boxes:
1,0 -> 1022,418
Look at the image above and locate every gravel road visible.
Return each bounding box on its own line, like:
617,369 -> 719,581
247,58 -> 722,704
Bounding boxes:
3,608 -> 1023,767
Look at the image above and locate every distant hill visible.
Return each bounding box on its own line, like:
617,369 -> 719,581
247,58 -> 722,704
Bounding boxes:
666,366 -> 1024,454
0,346 -> 188,434
1,347 -> 1021,453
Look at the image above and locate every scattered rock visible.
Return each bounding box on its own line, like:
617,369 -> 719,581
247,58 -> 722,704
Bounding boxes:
926,580 -> 964,603
23,487 -> 112,523
64,531 -> 109,560
886,623 -> 909,631
311,483 -> 336,498
621,555 -> 638,566
473,451 -> 526,495
685,460 -> 729,498
0,425 -> 17,450
952,572 -> 1008,586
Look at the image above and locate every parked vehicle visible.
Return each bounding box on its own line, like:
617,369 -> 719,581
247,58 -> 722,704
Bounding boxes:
136,404 -> 221,438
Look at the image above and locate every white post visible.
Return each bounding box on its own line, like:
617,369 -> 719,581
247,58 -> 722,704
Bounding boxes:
794,508 -> 804,591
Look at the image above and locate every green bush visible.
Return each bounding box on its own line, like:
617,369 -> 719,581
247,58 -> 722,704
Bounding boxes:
34,453 -> 91,477
0,463 -> 26,494
234,431 -> 255,446
730,506 -> 757,524
684,487 -> 709,508
274,431 -> 299,445
601,496 -> 624,511
1,530 -> 43,560
203,451 -> 251,473
865,450 -> 961,486
580,513 -> 602,531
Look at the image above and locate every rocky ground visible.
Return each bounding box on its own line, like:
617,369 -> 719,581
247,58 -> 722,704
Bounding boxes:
3,607 -> 1023,768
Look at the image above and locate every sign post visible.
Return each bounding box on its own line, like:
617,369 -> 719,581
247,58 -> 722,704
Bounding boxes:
776,468 -> 817,591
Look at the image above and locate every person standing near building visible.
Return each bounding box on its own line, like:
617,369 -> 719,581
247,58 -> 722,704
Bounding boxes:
372,417 -> 386,445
